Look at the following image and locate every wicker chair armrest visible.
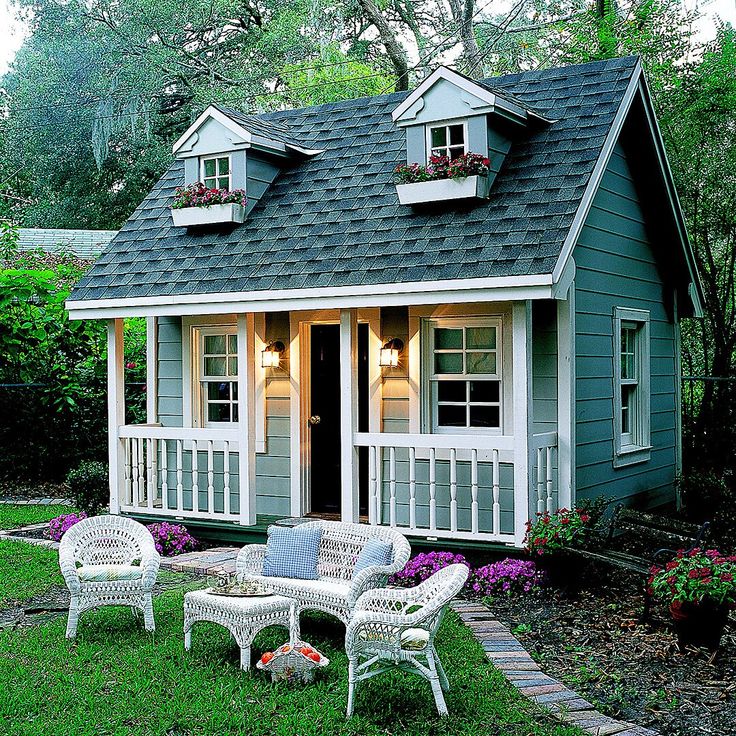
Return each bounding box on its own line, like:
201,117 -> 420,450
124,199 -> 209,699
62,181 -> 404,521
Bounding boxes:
140,549 -> 161,589
58,548 -> 81,594
236,544 -> 267,578
348,566 -> 396,607
353,585 -> 428,614
346,608 -> 426,644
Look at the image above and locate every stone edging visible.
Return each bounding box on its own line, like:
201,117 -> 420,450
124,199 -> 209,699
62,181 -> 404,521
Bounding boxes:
452,601 -> 658,736
0,523 -> 60,549
0,498 -> 74,506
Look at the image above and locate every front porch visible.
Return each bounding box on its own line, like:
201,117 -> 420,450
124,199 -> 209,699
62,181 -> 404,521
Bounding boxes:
106,299 -> 573,548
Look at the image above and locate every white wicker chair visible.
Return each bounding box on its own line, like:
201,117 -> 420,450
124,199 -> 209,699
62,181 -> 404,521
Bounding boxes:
59,515 -> 161,639
237,520 -> 411,625
344,563 -> 470,717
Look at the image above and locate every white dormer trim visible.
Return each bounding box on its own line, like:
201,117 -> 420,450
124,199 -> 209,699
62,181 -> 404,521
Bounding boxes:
172,105 -> 324,158
392,67 -> 496,123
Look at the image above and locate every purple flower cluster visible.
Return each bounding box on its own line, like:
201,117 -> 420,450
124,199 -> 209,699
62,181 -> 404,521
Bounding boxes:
147,522 -> 198,556
468,558 -> 544,598
391,551 -> 544,600
44,512 -> 88,542
389,551 -> 470,587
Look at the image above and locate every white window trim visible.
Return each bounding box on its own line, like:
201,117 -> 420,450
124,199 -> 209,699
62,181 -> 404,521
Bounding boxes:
612,307 -> 651,468
195,324 -> 239,428
425,119 -> 468,163
200,154 -> 232,190
422,316 -> 503,435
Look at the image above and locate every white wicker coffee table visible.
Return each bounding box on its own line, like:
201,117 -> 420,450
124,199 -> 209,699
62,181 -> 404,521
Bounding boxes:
183,589 -> 300,671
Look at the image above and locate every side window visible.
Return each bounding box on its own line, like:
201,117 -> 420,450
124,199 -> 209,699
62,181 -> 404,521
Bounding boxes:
427,122 -> 466,161
613,308 -> 651,466
425,318 -> 502,433
201,156 -> 231,190
198,329 -> 239,426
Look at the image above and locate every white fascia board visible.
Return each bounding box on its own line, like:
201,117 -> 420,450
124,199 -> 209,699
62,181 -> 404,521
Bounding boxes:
391,67 -> 497,122
636,78 -> 705,317
551,61 -> 642,285
66,275 -> 554,320
172,106 -> 253,156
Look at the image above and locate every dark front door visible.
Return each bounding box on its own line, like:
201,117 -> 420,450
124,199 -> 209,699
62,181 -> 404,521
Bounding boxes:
309,325 -> 342,513
308,323 -> 370,516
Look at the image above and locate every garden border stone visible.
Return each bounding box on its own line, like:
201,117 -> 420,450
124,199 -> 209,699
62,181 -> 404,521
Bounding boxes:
452,601 -> 659,736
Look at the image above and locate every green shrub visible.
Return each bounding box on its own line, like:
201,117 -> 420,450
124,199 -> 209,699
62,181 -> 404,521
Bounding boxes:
66,461 -> 109,515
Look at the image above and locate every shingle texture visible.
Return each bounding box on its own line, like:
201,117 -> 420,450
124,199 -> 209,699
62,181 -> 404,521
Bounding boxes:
72,57 -> 638,302
19,228 -> 116,259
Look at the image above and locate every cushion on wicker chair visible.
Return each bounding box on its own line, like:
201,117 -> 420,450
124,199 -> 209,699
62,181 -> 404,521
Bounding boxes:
77,564 -> 144,582
357,625 -> 430,650
352,538 -> 393,577
262,526 -> 323,580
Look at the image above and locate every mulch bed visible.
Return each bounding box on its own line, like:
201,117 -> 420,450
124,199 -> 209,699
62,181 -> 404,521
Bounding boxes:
0,481 -> 71,501
487,570 -> 735,736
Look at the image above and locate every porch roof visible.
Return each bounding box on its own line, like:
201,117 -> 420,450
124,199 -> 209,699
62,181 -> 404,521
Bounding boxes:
70,57 -> 638,307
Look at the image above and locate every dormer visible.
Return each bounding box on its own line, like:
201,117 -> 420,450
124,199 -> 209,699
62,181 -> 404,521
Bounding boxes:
170,105 -> 321,227
391,67 -> 552,205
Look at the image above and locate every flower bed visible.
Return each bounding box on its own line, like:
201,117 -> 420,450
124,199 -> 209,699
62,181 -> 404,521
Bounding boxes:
171,183 -> 247,226
44,512 -> 87,542
147,522 -> 198,556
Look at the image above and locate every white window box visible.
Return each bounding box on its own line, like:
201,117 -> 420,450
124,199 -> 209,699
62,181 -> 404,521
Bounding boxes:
171,203 -> 246,227
395,175 -> 490,205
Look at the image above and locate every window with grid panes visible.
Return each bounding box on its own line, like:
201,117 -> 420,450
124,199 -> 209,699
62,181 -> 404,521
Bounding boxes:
427,122 -> 466,160
427,319 -> 502,432
201,156 -> 231,190
200,330 -> 239,425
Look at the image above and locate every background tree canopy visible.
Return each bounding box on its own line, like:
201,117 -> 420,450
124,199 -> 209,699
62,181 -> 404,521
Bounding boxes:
1,0 -> 735,514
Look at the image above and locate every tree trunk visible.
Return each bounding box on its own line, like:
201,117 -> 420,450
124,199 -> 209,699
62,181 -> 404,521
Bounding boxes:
356,0 -> 410,91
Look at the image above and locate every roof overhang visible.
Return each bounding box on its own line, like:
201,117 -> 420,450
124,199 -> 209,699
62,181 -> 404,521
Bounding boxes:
172,105 -> 323,158
66,274 -> 557,320
550,60 -> 704,318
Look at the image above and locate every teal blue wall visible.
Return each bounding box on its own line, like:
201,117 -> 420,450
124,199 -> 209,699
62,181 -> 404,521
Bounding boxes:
157,316 -> 183,428
574,141 -> 678,509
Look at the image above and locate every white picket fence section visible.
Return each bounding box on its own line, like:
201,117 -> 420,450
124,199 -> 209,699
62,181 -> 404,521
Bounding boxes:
117,425 -> 241,522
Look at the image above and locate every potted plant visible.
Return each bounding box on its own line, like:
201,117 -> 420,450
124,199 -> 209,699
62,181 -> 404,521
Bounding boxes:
524,507 -> 593,590
171,183 -> 247,227
648,548 -> 736,650
394,152 -> 491,205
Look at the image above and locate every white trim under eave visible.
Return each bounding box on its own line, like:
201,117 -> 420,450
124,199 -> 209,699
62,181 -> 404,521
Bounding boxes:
66,275 -> 555,320
551,61 -> 643,287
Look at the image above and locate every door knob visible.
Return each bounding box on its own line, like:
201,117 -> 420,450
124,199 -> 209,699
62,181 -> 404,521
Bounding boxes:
308,415 -> 321,426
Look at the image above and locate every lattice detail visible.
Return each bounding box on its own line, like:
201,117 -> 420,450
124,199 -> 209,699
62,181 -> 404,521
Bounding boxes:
236,521 -> 411,625
59,515 -> 160,638
344,563 -> 469,717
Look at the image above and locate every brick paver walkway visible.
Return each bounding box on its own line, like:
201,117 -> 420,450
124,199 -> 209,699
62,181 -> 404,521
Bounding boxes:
453,601 -> 657,736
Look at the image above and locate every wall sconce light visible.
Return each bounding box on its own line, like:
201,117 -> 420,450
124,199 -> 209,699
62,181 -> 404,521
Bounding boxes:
379,338 -> 404,368
261,341 -> 285,369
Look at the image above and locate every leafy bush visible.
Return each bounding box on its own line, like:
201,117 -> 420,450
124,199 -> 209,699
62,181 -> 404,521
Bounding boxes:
468,558 -> 544,598
648,548 -> 736,606
66,461 -> 109,515
389,550 -> 470,587
147,522 -> 198,556
44,512 -> 88,542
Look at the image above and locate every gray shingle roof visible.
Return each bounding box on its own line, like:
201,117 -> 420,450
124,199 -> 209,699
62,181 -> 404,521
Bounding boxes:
19,228 -> 117,260
71,57 -> 638,303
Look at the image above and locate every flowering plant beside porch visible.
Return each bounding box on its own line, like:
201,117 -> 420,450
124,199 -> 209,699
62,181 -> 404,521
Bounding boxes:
172,183 -> 247,209
524,507 -> 591,556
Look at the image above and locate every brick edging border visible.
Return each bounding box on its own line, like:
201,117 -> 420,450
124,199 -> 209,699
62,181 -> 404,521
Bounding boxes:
452,601 -> 658,736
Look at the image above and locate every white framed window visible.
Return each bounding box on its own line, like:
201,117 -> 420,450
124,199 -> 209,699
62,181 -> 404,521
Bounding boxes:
426,121 -> 467,161
200,155 -> 231,190
613,307 -> 651,467
195,326 -> 239,426
423,317 -> 502,433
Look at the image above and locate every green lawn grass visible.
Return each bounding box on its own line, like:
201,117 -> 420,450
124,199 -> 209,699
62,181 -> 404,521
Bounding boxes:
0,541 -> 64,607
0,504 -> 76,530
0,541 -> 583,736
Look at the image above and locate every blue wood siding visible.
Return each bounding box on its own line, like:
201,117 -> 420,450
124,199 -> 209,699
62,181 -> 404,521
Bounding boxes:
574,142 -> 677,509
157,316 -> 183,428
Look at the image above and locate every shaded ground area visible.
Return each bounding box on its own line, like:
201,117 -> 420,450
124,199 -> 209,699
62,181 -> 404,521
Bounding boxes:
488,572 -> 736,736
0,481 -> 71,503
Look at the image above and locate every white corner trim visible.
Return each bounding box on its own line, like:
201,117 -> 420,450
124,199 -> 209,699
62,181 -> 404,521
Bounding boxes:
391,67 -> 497,122
254,313 -> 267,454
551,61 -> 643,285
145,316 -> 158,424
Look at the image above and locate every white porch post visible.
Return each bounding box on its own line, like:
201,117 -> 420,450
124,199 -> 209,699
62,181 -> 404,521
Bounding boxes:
107,318 -> 125,515
145,316 -> 158,424
557,288 -> 575,511
237,314 -> 257,526
512,301 -> 532,545
340,308 -> 359,523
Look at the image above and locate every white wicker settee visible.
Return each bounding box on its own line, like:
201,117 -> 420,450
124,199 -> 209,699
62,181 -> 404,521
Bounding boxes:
237,520 -> 411,625
59,515 -> 160,638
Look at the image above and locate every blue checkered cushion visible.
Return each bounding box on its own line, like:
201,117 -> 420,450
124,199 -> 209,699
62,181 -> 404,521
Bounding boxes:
262,526 -> 322,580
352,538 -> 393,578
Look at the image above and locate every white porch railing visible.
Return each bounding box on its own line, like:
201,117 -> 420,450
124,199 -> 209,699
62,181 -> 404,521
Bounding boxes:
531,431 -> 558,515
117,425 -> 242,523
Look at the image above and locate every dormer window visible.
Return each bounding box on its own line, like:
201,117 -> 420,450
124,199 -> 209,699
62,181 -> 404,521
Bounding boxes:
201,156 -> 231,190
428,122 -> 467,161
